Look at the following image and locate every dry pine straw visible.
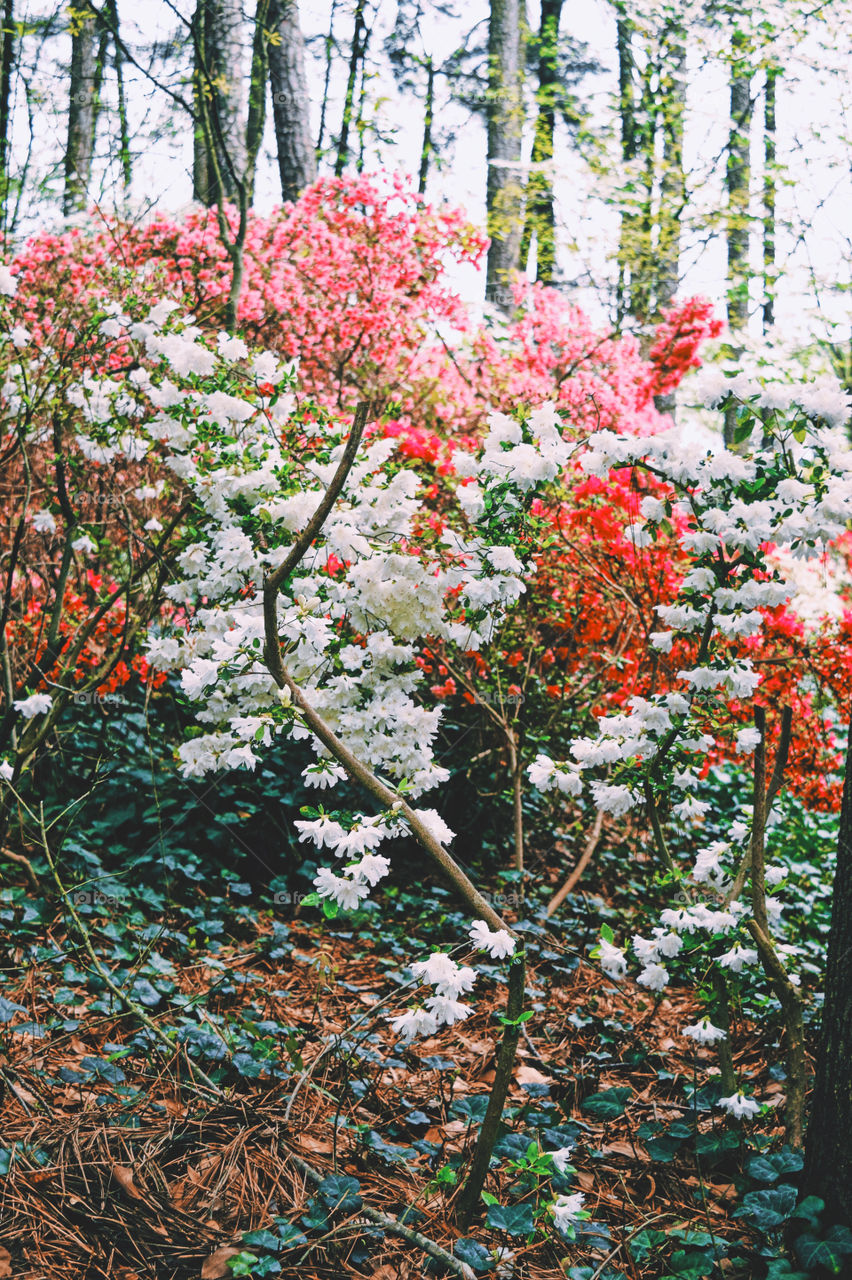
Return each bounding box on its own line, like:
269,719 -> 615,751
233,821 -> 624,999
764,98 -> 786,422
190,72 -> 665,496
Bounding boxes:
0,923 -> 779,1279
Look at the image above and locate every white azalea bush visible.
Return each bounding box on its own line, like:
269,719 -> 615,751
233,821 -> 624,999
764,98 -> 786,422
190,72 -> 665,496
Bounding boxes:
528,371 -> 852,1136
7,288 -> 851,1168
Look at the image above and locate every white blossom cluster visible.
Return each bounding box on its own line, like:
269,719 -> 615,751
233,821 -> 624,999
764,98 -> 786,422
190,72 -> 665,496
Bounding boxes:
21,304 -> 539,1042
526,388 -> 852,1117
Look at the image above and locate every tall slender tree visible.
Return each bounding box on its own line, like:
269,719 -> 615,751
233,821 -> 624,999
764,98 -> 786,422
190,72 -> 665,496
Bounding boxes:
485,0 -> 524,310
726,23 -> 753,331
0,0 -> 15,226
519,0 -> 561,285
64,3 -> 100,214
762,61 -> 778,331
335,0 -> 368,175
191,0 -> 248,205
268,0 -> 316,202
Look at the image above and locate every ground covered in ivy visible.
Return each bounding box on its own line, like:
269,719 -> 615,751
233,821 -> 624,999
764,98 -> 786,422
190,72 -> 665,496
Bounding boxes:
0,856 -> 828,1280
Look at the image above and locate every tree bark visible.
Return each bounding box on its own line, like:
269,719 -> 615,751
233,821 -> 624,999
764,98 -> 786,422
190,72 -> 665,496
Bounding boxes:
335,0 -> 367,176
726,30 -> 752,331
268,0 -> 316,203
520,0 -> 562,284
657,26 -> 685,313
0,0 -> 14,222
762,64 -> 778,332
192,0 -> 248,205
64,3 -> 100,214
804,716 -> 852,1228
417,55 -> 434,193
485,0 -> 524,311
615,2 -> 636,324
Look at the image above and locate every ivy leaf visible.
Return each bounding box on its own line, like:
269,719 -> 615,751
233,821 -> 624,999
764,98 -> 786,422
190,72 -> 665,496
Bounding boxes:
746,1150 -> 804,1184
485,1203 -> 535,1237
581,1087 -> 632,1120
454,1237 -> 493,1272
317,1174 -> 362,1214
735,1184 -> 797,1230
795,1226 -> 852,1274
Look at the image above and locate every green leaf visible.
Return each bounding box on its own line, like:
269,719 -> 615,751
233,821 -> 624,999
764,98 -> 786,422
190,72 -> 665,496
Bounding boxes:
747,1150 -> 804,1184
600,923 -> 615,945
485,1203 -> 535,1237
795,1226 -> 852,1274
454,1237 -> 493,1272
581,1087 -> 632,1120
317,1174 -> 362,1214
736,1184 -> 798,1230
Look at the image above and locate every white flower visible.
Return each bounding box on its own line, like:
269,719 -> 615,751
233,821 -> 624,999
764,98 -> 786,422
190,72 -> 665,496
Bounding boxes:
13,692 -> 52,718
765,864 -> 786,886
352,853 -> 391,885
72,534 -> 96,555
590,782 -> 637,817
0,263 -> 17,296
682,1019 -> 727,1045
469,919 -> 516,959
294,815 -> 346,849
678,667 -> 726,691
717,1092 -> 761,1119
302,761 -> 347,789
412,808 -> 456,846
672,795 -> 712,821
550,1145 -> 574,1174
332,823 -> 385,857
424,994 -> 471,1025
637,962 -> 669,992
735,727 -> 762,753
552,1192 -> 585,1232
599,938 -> 627,979
0,759 -> 12,781
650,631 -> 675,652
411,953 -> 476,999
487,545 -> 525,574
32,510 -> 56,534
717,944 -> 759,973
143,518 -> 164,532
388,1006 -> 438,1042
217,332 -> 249,361
313,867 -> 370,911
10,325 -> 30,348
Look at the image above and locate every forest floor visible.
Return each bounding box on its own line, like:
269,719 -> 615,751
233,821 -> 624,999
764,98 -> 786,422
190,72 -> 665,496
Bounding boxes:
0,894 -> 790,1280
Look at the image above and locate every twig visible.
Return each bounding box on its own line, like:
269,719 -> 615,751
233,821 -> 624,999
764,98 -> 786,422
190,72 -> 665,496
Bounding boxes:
547,811 -> 604,916
283,1146 -> 477,1279
455,946 -> 526,1225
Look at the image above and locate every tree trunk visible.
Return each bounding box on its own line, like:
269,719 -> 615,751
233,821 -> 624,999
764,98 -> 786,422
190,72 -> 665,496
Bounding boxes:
316,0 -> 338,158
803,717 -> 852,1230
485,0 -> 524,311
615,3 -> 636,323
192,0 -> 248,205
654,25 -> 686,418
520,0 -> 562,285
64,4 -> 99,214
726,30 -> 752,331
0,0 -> 14,225
657,27 -> 685,313
268,0 -> 316,203
107,0 -> 132,192
417,55 -> 434,194
762,64 -> 778,332
335,0 -> 367,176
